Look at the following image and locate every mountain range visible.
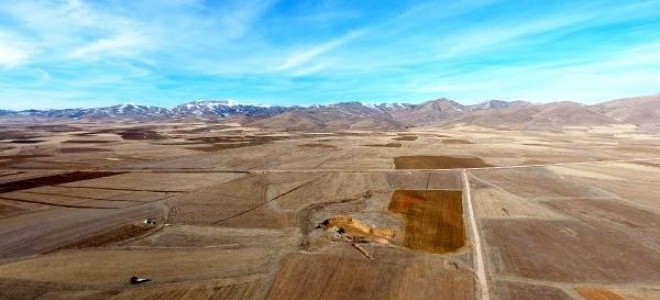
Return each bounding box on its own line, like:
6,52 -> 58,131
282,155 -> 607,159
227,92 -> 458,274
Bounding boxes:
1,96 -> 658,131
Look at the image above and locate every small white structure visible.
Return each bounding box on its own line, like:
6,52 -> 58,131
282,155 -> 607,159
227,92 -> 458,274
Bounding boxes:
143,219 -> 156,225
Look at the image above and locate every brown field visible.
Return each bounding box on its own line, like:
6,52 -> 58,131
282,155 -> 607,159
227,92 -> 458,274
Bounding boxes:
0,172 -> 123,193
392,135 -> 418,141
0,203 -> 25,217
50,223 -> 157,251
389,190 -> 466,253
62,140 -> 115,144
60,147 -> 111,153
266,246 -> 474,300
576,288 -> 625,300
394,155 -> 493,169
496,282 -> 572,299
363,143 -> 402,147
442,138 -> 473,144
0,121 -> 658,299
298,143 -> 337,148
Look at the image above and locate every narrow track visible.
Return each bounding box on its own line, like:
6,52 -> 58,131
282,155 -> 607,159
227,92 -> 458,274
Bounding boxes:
462,169 -> 490,300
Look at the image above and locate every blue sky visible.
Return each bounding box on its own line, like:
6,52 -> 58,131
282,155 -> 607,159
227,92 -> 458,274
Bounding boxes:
1,0 -> 659,110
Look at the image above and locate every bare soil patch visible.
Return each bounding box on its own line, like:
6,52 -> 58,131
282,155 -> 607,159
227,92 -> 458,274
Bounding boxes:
171,125 -> 232,134
25,125 -> 82,132
0,155 -> 51,159
482,218 -> 660,282
50,224 -> 155,251
189,135 -> 287,144
60,147 -> 111,153
184,135 -> 293,150
389,190 -> 466,254
442,138 -> 473,144
109,278 -> 263,300
298,143 -> 337,148
0,246 -> 277,284
95,128 -> 166,140
0,171 -> 124,193
496,282 -> 573,299
266,247 -> 474,300
62,140 -> 114,144
363,143 -> 402,147
118,130 -> 166,140
576,288 -> 625,300
0,203 -> 25,217
394,155 -> 493,169
0,131 -> 43,140
632,161 -> 660,168
392,135 -> 418,141
318,215 -> 395,244
185,143 -> 252,152
9,139 -> 44,144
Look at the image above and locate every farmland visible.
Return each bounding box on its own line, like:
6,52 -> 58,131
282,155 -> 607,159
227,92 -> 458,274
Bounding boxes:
0,121 -> 659,299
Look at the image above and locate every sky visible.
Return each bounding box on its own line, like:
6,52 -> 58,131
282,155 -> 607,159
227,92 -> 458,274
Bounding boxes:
0,0 -> 659,110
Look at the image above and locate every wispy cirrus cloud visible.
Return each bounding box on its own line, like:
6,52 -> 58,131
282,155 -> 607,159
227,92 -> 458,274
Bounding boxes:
69,32 -> 149,60
0,0 -> 659,109
276,29 -> 367,72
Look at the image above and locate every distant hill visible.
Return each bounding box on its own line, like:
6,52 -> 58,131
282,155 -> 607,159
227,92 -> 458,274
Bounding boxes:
1,96 -> 658,131
591,96 -> 660,128
247,102 -> 402,131
435,101 -> 623,130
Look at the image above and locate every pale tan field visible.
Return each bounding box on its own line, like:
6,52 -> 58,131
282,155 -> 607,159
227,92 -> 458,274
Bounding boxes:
0,122 -> 659,299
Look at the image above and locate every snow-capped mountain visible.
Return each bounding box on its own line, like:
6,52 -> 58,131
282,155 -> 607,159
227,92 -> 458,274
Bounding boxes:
0,98 -> 533,122
171,100 -> 291,118
2,101 -> 293,120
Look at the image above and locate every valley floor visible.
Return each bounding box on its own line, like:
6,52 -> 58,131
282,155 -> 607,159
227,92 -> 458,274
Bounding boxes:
0,122 -> 659,300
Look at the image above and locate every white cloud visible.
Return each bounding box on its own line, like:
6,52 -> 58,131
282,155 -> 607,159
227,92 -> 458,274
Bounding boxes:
277,29 -> 367,71
70,32 -> 149,60
0,32 -> 34,67
289,63 -> 328,76
217,0 -> 278,39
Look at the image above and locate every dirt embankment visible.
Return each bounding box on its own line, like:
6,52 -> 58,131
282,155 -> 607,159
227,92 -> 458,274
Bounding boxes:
318,215 -> 395,244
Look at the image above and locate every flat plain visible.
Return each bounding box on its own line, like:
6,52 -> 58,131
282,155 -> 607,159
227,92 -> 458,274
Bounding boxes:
0,121 -> 658,300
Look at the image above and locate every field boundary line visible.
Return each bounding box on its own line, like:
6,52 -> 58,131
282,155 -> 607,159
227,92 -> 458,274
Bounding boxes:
462,169 -> 490,300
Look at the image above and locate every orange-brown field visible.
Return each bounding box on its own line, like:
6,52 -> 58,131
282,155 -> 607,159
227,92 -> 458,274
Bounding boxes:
389,190 -> 465,253
0,121 -> 659,299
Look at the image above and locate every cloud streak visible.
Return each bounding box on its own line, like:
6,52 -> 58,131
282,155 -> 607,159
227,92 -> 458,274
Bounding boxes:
277,29 -> 367,72
0,0 -> 659,109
